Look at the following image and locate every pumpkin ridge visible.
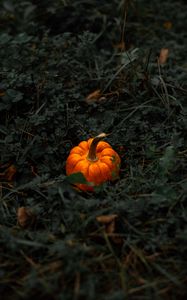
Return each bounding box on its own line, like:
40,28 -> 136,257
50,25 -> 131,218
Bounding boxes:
96,164 -> 102,183
100,155 -> 116,162
79,146 -> 87,151
89,163 -> 102,184
87,163 -> 92,176
72,158 -> 85,171
87,164 -> 93,183
97,146 -> 112,152
99,161 -> 111,171
100,154 -> 115,157
78,141 -> 89,151
100,147 -> 115,152
98,162 -> 111,181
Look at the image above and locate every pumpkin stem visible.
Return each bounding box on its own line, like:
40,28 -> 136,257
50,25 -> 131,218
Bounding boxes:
87,133 -> 109,161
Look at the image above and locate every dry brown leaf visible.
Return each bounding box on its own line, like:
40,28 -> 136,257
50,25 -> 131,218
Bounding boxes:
96,214 -> 118,224
17,207 -> 36,228
31,164 -> 38,176
85,89 -> 102,104
0,91 -> 5,97
0,164 -> 17,181
158,48 -> 169,64
106,221 -> 123,244
5,164 -> 17,181
113,41 -> 126,51
163,21 -> 172,30
105,219 -> 116,234
96,214 -> 123,244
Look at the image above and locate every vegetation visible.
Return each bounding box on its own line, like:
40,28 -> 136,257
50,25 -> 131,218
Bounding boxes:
0,0 -> 187,299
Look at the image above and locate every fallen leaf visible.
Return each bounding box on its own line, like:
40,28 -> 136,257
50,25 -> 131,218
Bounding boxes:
31,164 -> 38,176
163,21 -> 172,30
0,164 -> 17,181
105,220 -> 116,234
85,89 -> 102,104
17,207 -> 36,228
96,214 -> 118,224
96,214 -> 123,244
113,41 -> 126,51
0,91 -> 5,97
5,164 -> 17,181
158,48 -> 169,64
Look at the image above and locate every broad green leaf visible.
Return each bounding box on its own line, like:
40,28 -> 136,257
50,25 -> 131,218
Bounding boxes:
67,172 -> 88,185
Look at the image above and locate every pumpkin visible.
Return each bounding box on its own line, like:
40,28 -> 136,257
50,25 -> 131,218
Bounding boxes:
66,133 -> 121,191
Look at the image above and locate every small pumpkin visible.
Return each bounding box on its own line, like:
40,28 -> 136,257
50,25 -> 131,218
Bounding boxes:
66,133 -> 121,191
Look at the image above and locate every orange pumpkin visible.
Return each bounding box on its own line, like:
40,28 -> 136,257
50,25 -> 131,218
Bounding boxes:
66,133 -> 121,191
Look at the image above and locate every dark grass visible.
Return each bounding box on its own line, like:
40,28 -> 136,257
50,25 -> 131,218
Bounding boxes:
0,0 -> 187,299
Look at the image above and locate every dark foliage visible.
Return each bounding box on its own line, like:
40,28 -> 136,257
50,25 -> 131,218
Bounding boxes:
0,0 -> 187,299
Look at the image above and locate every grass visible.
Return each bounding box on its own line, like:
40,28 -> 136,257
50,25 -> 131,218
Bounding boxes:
0,0 -> 187,299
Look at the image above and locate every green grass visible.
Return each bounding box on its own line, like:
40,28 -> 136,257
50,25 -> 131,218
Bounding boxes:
0,0 -> 187,299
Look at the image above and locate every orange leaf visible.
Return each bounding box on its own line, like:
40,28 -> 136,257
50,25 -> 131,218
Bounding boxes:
96,214 -> 118,224
163,21 -> 172,30
5,164 -> 17,181
96,214 -> 123,244
113,41 -> 126,51
17,207 -> 36,228
85,89 -> 102,104
105,220 -> 116,234
0,164 -> 17,181
158,48 -> 169,64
